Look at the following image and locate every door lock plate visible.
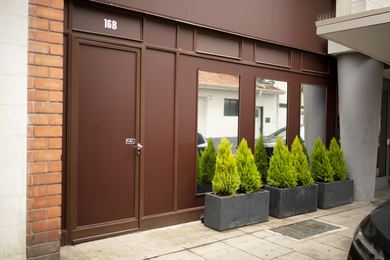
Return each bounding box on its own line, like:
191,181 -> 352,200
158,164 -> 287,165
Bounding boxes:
125,138 -> 136,145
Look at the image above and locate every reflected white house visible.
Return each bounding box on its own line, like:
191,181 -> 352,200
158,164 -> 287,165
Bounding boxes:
197,71 -> 287,148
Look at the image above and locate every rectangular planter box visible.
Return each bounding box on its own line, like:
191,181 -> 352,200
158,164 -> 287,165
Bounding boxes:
264,184 -> 318,218
204,190 -> 269,231
317,179 -> 354,209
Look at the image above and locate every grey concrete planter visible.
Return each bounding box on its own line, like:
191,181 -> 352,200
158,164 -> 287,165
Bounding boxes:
204,190 -> 270,231
317,179 -> 354,209
264,184 -> 318,218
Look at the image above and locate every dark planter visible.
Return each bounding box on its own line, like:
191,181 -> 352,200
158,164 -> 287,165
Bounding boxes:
204,190 -> 269,231
264,184 -> 318,218
317,179 -> 354,209
197,184 -> 212,193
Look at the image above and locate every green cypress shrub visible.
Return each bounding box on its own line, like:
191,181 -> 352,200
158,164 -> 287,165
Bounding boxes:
197,139 -> 217,185
267,137 -> 297,188
236,139 -> 262,193
291,136 -> 314,187
254,135 -> 268,182
310,137 -> 334,182
328,137 -> 348,181
299,136 -> 309,161
212,138 -> 240,196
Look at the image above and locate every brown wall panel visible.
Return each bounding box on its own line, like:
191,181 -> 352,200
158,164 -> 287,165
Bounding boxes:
301,52 -> 330,74
241,39 -> 254,62
286,80 -> 301,146
197,30 -> 240,59
73,3 -> 142,40
144,49 -> 175,216
256,43 -> 291,68
144,18 -> 177,48
178,25 -> 194,51
102,0 -> 333,54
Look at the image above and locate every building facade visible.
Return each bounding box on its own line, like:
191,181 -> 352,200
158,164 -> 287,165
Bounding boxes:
8,0 -> 390,259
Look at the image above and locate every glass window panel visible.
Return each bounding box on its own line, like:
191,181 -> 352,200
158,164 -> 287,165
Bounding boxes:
197,70 -> 239,193
301,84 -> 326,153
254,78 -> 287,155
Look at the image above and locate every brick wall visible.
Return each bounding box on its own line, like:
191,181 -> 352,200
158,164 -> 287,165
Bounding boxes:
27,0 -> 64,259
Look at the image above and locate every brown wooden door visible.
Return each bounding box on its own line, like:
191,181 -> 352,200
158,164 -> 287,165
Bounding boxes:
68,38 -> 140,243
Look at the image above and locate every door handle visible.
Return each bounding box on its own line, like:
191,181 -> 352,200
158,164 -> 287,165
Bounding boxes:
134,143 -> 143,155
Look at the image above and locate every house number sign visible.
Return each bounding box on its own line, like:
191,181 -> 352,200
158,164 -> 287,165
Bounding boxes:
104,19 -> 118,30
73,3 -> 142,41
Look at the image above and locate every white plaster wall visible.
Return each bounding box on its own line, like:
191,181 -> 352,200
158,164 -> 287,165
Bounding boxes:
0,0 -> 28,259
198,87 -> 239,138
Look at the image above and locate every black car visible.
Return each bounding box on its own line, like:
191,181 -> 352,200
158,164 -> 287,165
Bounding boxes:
348,199 -> 390,260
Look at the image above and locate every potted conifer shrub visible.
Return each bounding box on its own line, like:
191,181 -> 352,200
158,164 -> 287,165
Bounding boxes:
264,137 -> 317,218
197,139 -> 216,193
255,135 -> 268,183
315,137 -> 353,209
204,138 -> 269,231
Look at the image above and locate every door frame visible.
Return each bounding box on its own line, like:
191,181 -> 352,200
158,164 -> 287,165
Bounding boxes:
65,35 -> 142,244
376,83 -> 390,190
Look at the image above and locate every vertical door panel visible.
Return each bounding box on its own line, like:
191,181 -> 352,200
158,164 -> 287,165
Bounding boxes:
143,49 -> 175,216
70,40 -> 139,241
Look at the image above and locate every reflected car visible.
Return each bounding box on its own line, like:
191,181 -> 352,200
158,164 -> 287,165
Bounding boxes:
263,126 -> 304,157
348,199 -> 390,260
197,133 -> 207,154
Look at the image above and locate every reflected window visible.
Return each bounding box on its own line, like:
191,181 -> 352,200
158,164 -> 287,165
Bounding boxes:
224,98 -> 239,116
254,78 -> 287,150
197,70 -> 239,193
301,84 -> 326,153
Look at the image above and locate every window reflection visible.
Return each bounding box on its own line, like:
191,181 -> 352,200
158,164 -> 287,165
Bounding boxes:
301,84 -> 326,153
254,78 -> 287,156
197,70 -> 239,193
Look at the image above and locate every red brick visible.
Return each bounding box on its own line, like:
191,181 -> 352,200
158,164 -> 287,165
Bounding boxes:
27,223 -> 33,235
33,102 -> 62,113
32,150 -> 62,161
28,138 -> 49,150
35,78 -> 62,90
47,230 -> 61,242
27,233 -> 47,246
29,16 -> 49,30
32,218 -> 61,233
27,198 -> 34,210
49,44 -> 63,56
47,184 -> 61,196
29,53 -> 35,64
30,5 -> 64,21
32,172 -> 61,185
47,161 -> 62,171
28,209 -> 47,222
34,54 -> 62,67
29,41 -> 50,54
49,0 -> 64,9
34,126 -> 62,137
49,20 -> 63,33
30,0 -> 50,6
47,206 -> 61,218
28,185 -> 47,198
49,68 -> 63,79
48,138 -> 62,149
29,114 -> 49,125
49,91 -> 63,102
28,77 -> 36,88
32,195 -> 61,209
30,30 -> 63,44
48,114 -> 62,125
28,126 -> 34,137
28,161 -> 48,173
29,65 -> 49,77
29,90 -> 50,101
